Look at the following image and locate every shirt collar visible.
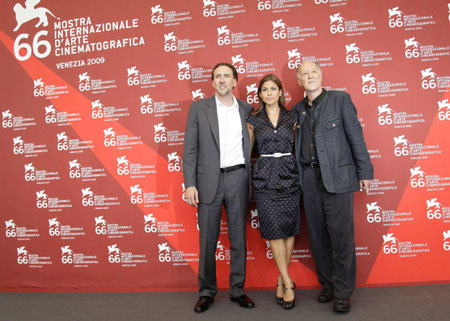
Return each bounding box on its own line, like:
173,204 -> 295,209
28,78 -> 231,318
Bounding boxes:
215,94 -> 238,110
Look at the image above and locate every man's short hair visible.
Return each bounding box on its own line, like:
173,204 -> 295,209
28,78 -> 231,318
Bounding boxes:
211,62 -> 238,81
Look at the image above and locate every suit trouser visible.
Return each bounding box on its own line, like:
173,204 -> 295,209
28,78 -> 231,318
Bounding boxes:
302,167 -> 356,298
197,167 -> 248,298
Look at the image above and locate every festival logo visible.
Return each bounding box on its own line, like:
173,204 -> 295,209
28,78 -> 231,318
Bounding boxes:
150,4 -> 164,24
191,89 -> 206,101
164,32 -> 177,52
44,104 -> 57,123
409,166 -> 425,188
95,216 -> 132,237
420,68 -> 437,90
177,60 -> 192,80
60,245 -> 99,266
158,242 -> 172,263
202,0 -> 217,17
250,209 -> 259,229
116,156 -> 130,176
232,54 -> 246,74
4,219 -> 40,240
36,189 -> 48,208
377,104 -> 393,126
103,127 -> 117,147
16,246 -> 29,264
265,240 -> 273,259
94,216 -> 107,235
130,184 -> 144,204
127,66 -> 141,86
78,72 -> 91,91
404,37 -> 420,59
13,136 -> 24,155
387,7 -> 403,28
2,110 -> 13,128
154,123 -> 167,143
443,230 -> 450,251
5,219 -> 17,238
181,183 -> 187,202
345,43 -> 360,64
438,99 -> 450,121
81,188 -> 119,209
363,201 -> 412,226
272,19 -> 287,39
167,152 -> 182,172
60,245 -> 73,264
382,233 -> 399,254
68,159 -> 106,181
144,214 -> 157,233
366,202 -> 382,223
24,162 -> 36,181
68,159 -> 81,179
16,245 -> 52,266
107,244 -> 122,263
361,73 -> 377,95
56,131 -> 69,151
246,83 -> 259,105
393,135 -> 409,157
426,198 -> 442,220
140,94 -> 153,114
287,49 -> 302,70
33,78 -> 45,96
215,241 -> 230,262
81,187 -> 94,207
382,233 -> 430,257
48,217 -> 61,236
12,0 -> 56,61
329,13 -> 344,33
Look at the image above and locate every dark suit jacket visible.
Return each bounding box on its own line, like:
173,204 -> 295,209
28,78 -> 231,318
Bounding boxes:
293,91 -> 373,194
183,96 -> 253,204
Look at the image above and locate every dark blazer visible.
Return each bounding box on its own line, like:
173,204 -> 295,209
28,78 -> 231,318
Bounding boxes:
183,96 -> 253,204
293,91 -> 373,194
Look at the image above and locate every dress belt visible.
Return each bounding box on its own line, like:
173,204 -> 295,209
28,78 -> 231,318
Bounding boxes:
220,164 -> 245,173
301,161 -> 320,168
260,152 -> 292,158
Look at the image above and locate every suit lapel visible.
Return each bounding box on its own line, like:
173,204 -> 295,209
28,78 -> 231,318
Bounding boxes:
205,97 -> 220,149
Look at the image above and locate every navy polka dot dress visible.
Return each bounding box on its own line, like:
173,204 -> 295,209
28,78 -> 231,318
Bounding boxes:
247,108 -> 300,240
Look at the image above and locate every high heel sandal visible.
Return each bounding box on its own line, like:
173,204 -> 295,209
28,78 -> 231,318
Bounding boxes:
283,281 -> 296,310
276,283 -> 284,305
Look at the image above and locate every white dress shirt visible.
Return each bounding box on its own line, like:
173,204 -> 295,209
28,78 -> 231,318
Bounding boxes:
215,95 -> 245,168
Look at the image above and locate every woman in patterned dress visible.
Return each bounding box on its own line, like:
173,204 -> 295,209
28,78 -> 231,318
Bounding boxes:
247,74 -> 301,309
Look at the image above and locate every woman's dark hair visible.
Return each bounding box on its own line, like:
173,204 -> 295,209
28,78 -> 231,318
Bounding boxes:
251,74 -> 286,115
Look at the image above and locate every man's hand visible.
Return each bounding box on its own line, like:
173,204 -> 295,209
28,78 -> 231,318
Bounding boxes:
360,180 -> 371,195
185,186 -> 199,208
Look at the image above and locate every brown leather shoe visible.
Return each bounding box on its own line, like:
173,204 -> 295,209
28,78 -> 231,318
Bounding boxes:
333,297 -> 351,313
194,296 -> 214,313
318,287 -> 334,303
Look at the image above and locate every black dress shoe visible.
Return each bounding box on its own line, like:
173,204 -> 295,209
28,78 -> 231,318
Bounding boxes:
230,294 -> 255,308
318,287 -> 334,303
194,296 -> 214,313
333,297 -> 351,313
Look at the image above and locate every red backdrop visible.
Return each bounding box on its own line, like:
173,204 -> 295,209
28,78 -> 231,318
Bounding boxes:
1,0 -> 449,291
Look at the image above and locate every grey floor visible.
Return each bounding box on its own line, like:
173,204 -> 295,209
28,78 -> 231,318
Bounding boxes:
1,284 -> 449,321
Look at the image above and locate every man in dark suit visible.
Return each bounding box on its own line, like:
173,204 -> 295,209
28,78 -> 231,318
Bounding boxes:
183,62 -> 255,313
293,61 -> 373,313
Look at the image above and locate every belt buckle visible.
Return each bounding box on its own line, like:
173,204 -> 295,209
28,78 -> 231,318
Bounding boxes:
273,152 -> 282,158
